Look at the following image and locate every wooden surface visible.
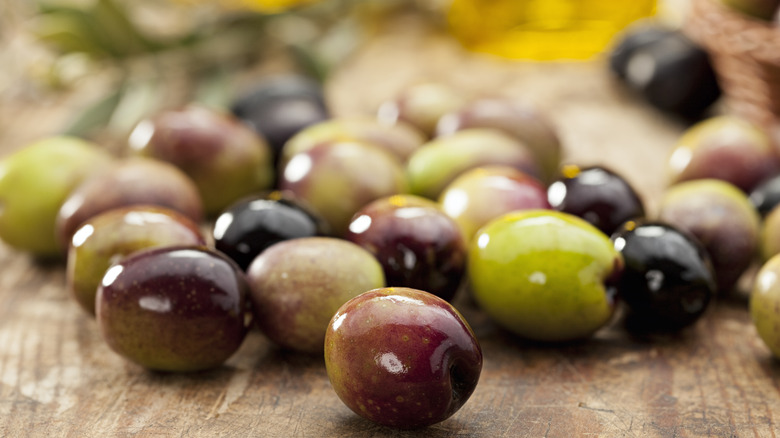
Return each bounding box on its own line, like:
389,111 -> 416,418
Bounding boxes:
2,6 -> 780,438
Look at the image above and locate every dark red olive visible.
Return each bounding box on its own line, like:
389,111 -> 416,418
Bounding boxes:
345,195 -> 466,302
96,246 -> 252,372
548,165 -> 645,236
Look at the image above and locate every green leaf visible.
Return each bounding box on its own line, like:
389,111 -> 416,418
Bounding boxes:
108,78 -> 161,135
90,0 -> 158,57
62,88 -> 123,137
32,8 -> 111,57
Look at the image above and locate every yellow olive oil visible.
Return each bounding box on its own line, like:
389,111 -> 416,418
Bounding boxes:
447,0 -> 657,60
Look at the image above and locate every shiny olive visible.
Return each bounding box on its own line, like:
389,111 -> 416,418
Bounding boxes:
548,165 -> 645,236
345,195 -> 466,302
612,221 -> 716,332
213,192 -> 329,270
96,246 -> 252,372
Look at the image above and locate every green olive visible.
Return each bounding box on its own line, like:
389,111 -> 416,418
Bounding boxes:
0,136 -> 112,258
468,210 -> 623,342
750,255 -> 780,358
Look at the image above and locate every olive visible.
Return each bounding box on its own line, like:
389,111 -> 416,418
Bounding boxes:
468,210 -> 623,342
609,25 -> 721,120
657,179 -> 760,293
96,246 -> 252,372
213,192 -> 329,270
749,174 -> 780,217
548,165 -> 645,236
667,116 -> 779,193
751,254 -> 780,359
231,75 -> 329,165
612,221 -> 716,332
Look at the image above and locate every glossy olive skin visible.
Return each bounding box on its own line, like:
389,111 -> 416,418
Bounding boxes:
345,195 -> 466,301
246,237 -> 385,353
56,157 -> 204,248
96,246 -> 251,372
67,205 -> 207,315
324,287 -> 483,429
279,140 -> 408,236
749,174 -> 780,216
280,116 -> 426,166
469,210 -> 623,342
658,179 -> 760,293
213,192 -> 329,270
407,129 -> 541,199
377,82 -> 466,137
231,75 -> 329,164
128,105 -> 274,215
750,255 -> 780,358
612,221 -> 716,332
439,166 -> 550,241
548,165 -> 645,236
436,98 -> 561,183
667,116 -> 779,193
0,136 -> 112,257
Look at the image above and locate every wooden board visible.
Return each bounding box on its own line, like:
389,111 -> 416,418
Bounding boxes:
2,8 -> 780,438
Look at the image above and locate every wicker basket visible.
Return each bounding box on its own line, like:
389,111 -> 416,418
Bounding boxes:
685,0 -> 780,127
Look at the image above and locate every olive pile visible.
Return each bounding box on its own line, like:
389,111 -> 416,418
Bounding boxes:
2,71 -> 780,429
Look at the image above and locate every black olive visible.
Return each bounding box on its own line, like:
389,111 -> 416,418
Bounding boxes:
213,192 -> 330,270
231,75 -> 330,166
609,25 -> 721,120
611,221 -> 716,332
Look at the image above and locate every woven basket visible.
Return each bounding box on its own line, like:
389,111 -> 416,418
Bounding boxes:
685,0 -> 780,127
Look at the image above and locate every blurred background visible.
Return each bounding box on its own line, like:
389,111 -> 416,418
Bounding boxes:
0,0 -> 689,154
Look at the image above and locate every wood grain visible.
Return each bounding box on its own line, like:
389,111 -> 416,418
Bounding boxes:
2,7 -> 780,438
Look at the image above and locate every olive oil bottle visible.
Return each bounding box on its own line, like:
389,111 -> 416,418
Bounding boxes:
447,0 -> 657,60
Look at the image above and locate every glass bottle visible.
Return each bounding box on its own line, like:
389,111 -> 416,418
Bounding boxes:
447,0 -> 657,60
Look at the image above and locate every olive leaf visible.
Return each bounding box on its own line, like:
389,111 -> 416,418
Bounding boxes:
107,78 -> 162,135
35,0 -> 159,59
89,0 -> 158,57
63,88 -> 123,137
32,7 -> 112,57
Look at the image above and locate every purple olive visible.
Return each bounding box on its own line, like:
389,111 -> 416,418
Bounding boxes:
128,105 -> 274,215
56,157 -> 204,249
346,195 -> 467,301
325,287 -> 483,429
667,116 -> 779,193
96,246 -> 252,372
67,205 -> 207,316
